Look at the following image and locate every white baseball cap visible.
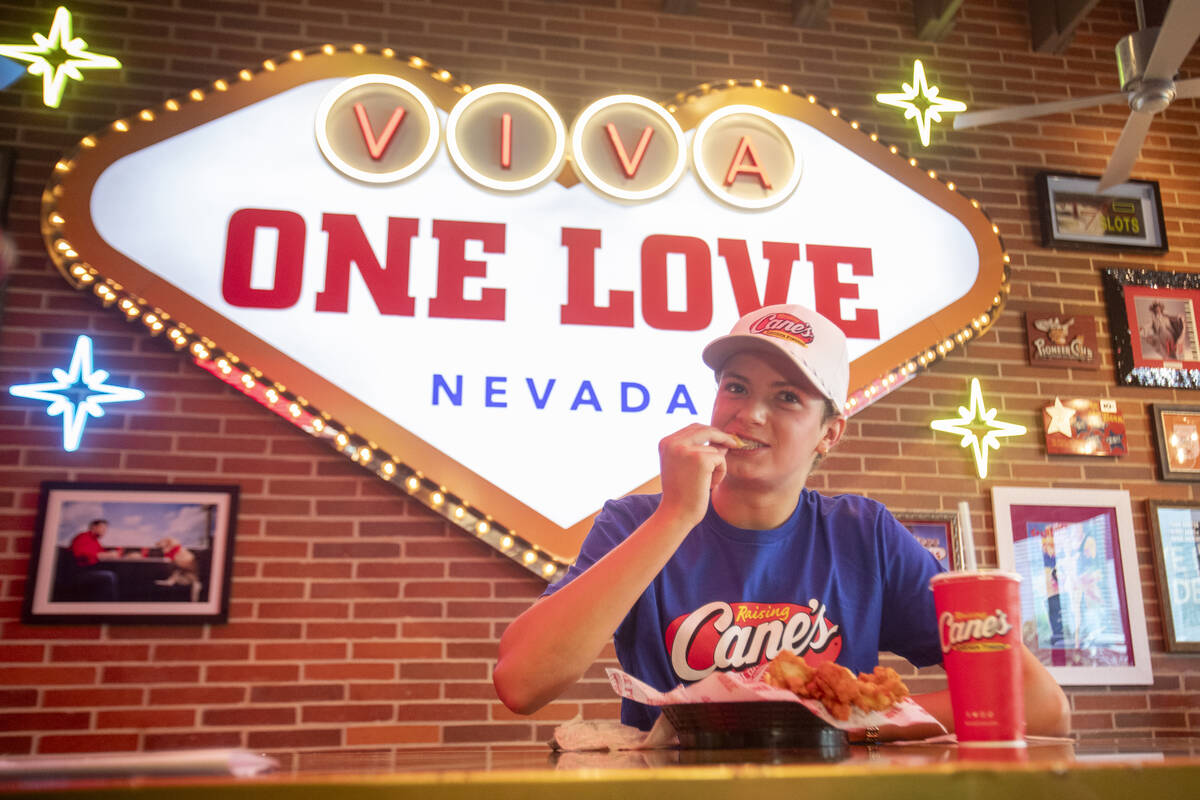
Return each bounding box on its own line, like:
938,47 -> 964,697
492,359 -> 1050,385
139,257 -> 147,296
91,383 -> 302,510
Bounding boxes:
701,303 -> 849,412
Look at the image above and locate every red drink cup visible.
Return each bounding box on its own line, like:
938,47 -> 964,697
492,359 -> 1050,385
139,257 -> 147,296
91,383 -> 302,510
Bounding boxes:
930,570 -> 1025,747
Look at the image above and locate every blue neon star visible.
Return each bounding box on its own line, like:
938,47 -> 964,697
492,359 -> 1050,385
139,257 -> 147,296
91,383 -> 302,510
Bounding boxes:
8,335 -> 144,452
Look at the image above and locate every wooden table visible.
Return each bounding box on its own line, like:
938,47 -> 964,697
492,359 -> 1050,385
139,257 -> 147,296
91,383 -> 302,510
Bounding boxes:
3,738 -> 1199,800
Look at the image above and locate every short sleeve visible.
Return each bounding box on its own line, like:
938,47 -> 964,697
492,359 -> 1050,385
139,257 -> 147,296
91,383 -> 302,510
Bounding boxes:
540,495 -> 658,599
877,509 -> 945,668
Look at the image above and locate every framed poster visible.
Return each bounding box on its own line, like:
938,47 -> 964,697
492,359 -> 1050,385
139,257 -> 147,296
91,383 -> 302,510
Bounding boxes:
1151,404 -> 1200,481
1103,268 -> 1200,389
1146,500 -> 1200,652
1035,171 -> 1167,253
991,487 -> 1152,685
896,511 -> 962,571
22,482 -> 240,624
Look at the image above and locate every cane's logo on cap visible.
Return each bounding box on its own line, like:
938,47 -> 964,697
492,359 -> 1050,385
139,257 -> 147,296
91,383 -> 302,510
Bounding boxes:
749,312 -> 814,348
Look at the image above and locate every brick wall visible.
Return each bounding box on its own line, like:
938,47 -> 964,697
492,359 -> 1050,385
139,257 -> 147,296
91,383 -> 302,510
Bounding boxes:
1,0 -> 1198,756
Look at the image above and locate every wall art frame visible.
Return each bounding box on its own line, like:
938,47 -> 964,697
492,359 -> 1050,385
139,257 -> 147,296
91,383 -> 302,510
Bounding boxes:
1146,499 -> 1200,652
895,511 -> 962,572
23,481 -> 240,625
1103,267 -> 1200,389
1036,171 -> 1167,253
991,486 -> 1152,686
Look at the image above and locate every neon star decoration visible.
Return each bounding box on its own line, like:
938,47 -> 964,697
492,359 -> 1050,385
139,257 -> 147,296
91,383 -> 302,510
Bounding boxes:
8,335 -> 145,452
0,6 -> 121,109
930,377 -> 1026,479
875,59 -> 966,147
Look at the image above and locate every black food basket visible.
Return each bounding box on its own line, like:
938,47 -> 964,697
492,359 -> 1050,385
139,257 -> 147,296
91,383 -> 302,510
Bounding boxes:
661,701 -> 849,752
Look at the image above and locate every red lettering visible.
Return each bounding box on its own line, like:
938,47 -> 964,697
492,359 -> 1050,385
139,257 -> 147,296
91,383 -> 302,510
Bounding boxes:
724,135 -> 771,189
221,208 -> 305,309
428,220 -> 507,320
717,239 -> 799,316
808,244 -> 880,339
640,235 -> 712,331
560,228 -> 635,327
605,123 -> 654,178
315,214 -> 417,316
353,102 -> 406,160
500,112 -> 512,169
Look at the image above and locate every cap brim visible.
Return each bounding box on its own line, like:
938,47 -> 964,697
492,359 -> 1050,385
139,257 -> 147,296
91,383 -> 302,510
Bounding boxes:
702,334 -> 834,406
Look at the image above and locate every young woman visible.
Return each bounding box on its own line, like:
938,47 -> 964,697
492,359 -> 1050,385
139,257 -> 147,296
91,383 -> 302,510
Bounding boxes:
494,304 -> 1070,739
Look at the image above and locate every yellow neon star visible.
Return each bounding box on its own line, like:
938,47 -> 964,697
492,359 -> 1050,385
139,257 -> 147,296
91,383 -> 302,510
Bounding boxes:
875,59 -> 966,147
930,378 -> 1026,479
0,6 -> 121,109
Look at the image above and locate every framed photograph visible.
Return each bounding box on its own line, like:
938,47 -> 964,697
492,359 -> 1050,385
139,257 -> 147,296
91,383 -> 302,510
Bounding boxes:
1103,267 -> 1200,389
1146,500 -> 1200,652
1035,171 -> 1167,253
991,487 -> 1152,685
896,512 -> 962,571
1151,404 -> 1200,481
22,482 -> 240,625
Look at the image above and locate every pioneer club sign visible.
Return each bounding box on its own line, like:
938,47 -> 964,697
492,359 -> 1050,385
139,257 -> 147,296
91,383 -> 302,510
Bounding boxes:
43,48 -> 1006,565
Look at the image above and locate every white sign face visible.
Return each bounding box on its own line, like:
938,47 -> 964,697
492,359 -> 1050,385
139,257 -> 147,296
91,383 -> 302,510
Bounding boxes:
47,53 -> 1005,561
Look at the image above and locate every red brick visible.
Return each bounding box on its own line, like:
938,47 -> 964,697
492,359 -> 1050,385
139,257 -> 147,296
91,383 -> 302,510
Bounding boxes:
43,688 -> 144,707
203,707 -> 296,726
38,734 -> 140,754
0,711 -> 90,732
246,729 -> 342,749
206,664 -> 300,683
0,667 -> 98,686
348,683 -> 441,701
302,703 -> 395,723
97,709 -> 197,729
144,686 -> 246,705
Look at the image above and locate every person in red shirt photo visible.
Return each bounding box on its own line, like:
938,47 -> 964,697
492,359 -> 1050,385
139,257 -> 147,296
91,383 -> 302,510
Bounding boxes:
64,519 -> 121,601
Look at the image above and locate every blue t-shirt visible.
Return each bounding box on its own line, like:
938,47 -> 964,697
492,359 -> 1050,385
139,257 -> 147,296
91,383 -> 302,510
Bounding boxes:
544,489 -> 946,730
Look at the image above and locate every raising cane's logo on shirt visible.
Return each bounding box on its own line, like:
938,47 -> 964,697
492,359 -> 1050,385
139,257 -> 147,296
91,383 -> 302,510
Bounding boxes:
749,312 -> 815,348
665,600 -> 842,681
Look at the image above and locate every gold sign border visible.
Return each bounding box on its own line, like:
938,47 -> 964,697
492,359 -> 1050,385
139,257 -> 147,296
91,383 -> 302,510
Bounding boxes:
41,45 -> 1008,579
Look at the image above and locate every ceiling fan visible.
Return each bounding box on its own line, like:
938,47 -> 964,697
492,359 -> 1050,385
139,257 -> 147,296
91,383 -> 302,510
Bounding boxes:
952,0 -> 1200,190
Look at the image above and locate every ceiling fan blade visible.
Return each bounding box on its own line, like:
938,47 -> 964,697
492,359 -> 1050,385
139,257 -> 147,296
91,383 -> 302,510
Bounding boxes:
952,92 -> 1129,130
1144,0 -> 1200,81
1097,111 -> 1155,191
1174,76 -> 1200,98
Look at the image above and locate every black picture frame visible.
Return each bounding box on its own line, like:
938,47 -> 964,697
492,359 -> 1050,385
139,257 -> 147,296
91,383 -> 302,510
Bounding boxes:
23,482 -> 239,625
1035,171 -> 1167,253
1102,267 -> 1200,389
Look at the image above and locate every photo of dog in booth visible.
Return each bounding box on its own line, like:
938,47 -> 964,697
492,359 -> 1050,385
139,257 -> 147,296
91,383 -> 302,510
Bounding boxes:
50,505 -> 216,605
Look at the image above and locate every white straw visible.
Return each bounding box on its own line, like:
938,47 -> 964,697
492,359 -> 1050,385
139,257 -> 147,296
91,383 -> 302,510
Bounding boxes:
957,501 -> 977,571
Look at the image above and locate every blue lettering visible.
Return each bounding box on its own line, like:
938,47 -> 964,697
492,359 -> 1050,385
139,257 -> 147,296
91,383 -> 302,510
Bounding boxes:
433,374 -> 463,406
485,376 -> 507,407
526,377 -> 556,409
666,384 -> 697,415
571,380 -> 602,411
621,381 -> 650,412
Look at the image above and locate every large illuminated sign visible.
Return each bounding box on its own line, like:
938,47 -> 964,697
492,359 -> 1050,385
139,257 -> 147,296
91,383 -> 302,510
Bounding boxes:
42,47 -> 1007,575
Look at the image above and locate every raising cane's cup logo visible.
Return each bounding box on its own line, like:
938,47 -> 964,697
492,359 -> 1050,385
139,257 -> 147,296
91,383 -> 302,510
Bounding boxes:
749,312 -> 815,348
939,608 -> 1014,653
